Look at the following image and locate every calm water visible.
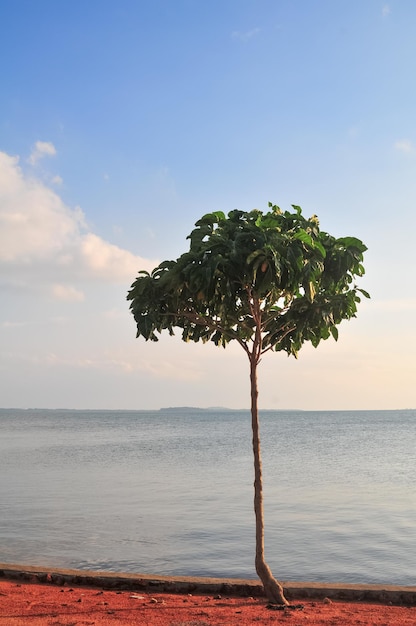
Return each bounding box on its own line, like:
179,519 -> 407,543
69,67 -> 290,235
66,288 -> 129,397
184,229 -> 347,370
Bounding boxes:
0,408 -> 415,585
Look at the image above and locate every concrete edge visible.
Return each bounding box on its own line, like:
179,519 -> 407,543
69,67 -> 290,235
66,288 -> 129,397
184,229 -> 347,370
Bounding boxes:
1,563 -> 415,605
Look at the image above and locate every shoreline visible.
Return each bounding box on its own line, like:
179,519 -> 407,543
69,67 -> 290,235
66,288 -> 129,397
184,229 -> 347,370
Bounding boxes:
1,562 -> 415,605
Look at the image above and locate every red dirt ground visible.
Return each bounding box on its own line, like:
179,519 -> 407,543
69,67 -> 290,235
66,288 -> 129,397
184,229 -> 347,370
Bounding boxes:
1,580 -> 416,625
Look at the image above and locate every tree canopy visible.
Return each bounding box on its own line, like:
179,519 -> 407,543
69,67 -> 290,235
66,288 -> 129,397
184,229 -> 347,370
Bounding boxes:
127,203 -> 368,359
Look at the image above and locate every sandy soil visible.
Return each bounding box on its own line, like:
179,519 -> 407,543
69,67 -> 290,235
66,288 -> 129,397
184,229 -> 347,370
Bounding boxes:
1,580 -> 416,625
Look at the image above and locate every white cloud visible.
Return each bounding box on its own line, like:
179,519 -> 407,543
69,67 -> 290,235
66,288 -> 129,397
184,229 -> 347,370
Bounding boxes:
28,141 -> 57,165
0,149 -> 158,292
231,28 -> 260,42
382,4 -> 391,18
0,152 -> 85,263
80,233 -> 148,281
51,174 -> 63,185
394,139 -> 414,153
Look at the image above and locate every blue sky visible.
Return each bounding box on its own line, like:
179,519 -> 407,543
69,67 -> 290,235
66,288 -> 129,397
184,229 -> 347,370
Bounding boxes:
1,0 -> 415,410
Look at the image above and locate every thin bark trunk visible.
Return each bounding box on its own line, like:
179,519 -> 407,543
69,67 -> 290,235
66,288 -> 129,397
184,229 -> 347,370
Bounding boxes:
250,353 -> 288,605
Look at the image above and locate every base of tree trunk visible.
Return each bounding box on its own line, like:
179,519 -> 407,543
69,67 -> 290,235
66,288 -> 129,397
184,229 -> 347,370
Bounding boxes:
262,577 -> 288,605
256,560 -> 289,605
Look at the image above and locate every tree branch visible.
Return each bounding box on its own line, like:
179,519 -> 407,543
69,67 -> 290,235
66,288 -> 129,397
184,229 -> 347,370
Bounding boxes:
260,324 -> 296,355
245,287 -> 263,364
172,308 -> 251,355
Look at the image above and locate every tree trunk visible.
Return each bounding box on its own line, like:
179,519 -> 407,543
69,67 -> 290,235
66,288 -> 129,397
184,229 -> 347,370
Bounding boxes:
250,354 -> 289,605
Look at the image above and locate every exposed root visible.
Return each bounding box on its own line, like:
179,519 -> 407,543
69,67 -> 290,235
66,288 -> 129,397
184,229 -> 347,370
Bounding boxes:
266,603 -> 305,611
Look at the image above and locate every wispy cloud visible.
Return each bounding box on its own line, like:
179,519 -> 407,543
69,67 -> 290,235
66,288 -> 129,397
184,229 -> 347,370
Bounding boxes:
394,139 -> 414,154
1,320 -> 31,329
51,284 -> 85,302
140,358 -> 202,381
369,298 -> 416,312
41,353 -> 136,372
231,27 -> 260,42
28,140 -> 57,165
382,4 -> 391,18
348,126 -> 360,139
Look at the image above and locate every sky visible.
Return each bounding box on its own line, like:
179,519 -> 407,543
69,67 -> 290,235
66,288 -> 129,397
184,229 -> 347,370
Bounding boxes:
1,0 -> 415,411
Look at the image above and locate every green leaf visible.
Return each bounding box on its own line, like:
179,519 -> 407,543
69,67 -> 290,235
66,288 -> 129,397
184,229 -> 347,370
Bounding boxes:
337,236 -> 368,253
194,212 -> 224,227
294,229 -> 314,247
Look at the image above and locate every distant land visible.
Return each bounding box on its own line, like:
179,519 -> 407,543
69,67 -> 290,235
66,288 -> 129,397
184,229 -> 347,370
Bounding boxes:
159,406 -> 301,412
160,406 -> 235,412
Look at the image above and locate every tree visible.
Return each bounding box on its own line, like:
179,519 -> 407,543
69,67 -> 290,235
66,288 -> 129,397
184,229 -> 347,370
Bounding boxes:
127,204 -> 368,605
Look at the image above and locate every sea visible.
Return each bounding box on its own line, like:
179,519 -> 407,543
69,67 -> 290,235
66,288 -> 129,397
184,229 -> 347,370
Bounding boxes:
0,408 -> 414,585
